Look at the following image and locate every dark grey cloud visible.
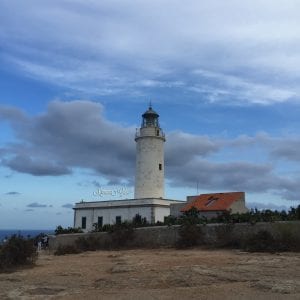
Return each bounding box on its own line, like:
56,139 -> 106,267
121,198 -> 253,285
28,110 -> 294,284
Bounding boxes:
165,131 -> 220,167
1,101 -> 135,180
167,157 -> 300,201
270,140 -> 300,161
62,203 -> 74,209
3,155 -> 71,176
0,105 -> 27,123
92,180 -> 101,188
5,191 -> 21,195
27,202 -> 47,208
230,133 -> 300,162
167,159 -> 274,191
1,100 -> 300,201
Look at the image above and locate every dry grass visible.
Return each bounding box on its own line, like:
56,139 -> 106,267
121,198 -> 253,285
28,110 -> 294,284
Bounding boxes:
0,249 -> 299,299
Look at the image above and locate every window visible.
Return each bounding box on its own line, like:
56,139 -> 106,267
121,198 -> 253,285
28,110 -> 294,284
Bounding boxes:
159,163 -> 162,170
98,216 -> 103,228
116,216 -> 122,224
81,217 -> 86,229
156,130 -> 160,136
205,197 -> 218,207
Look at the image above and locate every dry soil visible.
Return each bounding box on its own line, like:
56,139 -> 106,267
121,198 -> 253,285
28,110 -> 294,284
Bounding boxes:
0,248 -> 299,299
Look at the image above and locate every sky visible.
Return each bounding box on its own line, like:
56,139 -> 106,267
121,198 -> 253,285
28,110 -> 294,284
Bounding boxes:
1,0 -> 300,229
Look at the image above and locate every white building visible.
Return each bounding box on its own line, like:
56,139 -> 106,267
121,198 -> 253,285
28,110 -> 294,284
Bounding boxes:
73,106 -> 183,231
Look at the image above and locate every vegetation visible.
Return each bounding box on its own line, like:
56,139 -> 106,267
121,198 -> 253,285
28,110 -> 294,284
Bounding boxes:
53,206 -> 300,254
55,221 -> 136,255
214,224 -> 237,248
55,225 -> 83,235
0,235 -> 37,271
176,208 -> 204,248
168,205 -> 300,226
108,221 -> 135,249
210,206 -> 300,224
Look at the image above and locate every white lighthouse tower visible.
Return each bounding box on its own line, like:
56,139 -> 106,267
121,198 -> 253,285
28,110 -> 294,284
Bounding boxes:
73,105 -> 184,230
134,105 -> 165,199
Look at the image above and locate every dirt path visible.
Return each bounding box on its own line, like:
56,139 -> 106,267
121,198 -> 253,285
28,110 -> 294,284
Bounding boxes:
0,249 -> 299,299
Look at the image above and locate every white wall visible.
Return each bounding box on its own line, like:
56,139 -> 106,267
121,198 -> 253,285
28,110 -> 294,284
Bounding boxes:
154,206 -> 171,222
74,206 -> 153,232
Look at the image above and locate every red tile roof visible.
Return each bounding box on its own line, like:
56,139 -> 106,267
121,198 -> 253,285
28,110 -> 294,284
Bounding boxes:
181,192 -> 244,212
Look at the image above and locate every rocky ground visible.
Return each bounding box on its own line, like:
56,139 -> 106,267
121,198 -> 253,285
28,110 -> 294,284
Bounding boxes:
0,249 -> 299,299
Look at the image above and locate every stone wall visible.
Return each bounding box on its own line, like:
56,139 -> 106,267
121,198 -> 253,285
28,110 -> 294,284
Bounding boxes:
48,221 -> 300,250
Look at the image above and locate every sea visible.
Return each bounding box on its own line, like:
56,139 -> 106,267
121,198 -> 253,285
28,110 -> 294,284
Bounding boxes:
0,229 -> 54,244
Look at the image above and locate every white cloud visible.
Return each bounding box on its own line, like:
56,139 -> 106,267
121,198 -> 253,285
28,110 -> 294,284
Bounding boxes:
1,1 -> 300,104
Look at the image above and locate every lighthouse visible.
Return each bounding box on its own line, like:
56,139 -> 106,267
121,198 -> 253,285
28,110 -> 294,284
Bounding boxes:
73,105 -> 184,230
134,105 -> 165,199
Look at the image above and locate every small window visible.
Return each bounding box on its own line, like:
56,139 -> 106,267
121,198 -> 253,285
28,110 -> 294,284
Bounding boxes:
81,217 -> 86,229
159,163 -> 162,170
98,216 -> 103,227
116,216 -> 122,224
156,130 -> 159,136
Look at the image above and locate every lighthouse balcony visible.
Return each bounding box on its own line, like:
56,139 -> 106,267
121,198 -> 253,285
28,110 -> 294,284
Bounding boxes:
135,127 -> 165,140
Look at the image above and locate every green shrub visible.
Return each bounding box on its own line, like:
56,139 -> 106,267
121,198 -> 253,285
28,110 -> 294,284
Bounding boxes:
177,223 -> 203,248
55,225 -> 83,235
275,223 -> 300,251
108,222 -> 135,249
214,224 -> 238,248
242,230 -> 277,252
0,235 -> 37,271
177,209 -> 204,248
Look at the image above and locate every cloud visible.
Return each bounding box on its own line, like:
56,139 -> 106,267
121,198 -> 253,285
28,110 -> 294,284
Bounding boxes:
1,1 -> 300,104
5,191 -> 21,195
3,155 -> 71,176
25,208 -> 34,212
165,131 -> 220,166
1,100 -> 300,201
62,203 -> 74,209
247,202 -> 290,211
0,101 -> 135,180
0,105 -> 27,124
27,202 -> 47,208
91,181 -> 101,188
229,133 -> 300,162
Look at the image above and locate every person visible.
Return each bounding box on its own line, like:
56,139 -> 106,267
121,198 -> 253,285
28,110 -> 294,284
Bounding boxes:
42,235 -> 49,249
37,240 -> 42,252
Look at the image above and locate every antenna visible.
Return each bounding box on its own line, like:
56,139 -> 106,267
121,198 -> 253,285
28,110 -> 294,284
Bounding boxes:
149,100 -> 152,108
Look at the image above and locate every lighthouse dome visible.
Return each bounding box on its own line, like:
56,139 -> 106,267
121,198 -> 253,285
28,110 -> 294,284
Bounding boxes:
142,106 -> 159,127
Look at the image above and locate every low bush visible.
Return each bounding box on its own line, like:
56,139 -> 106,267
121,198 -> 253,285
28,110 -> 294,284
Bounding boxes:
241,230 -> 277,252
177,209 -> 204,248
275,223 -> 300,251
55,226 -> 83,235
177,223 -> 203,248
0,235 -> 37,271
214,224 -> 239,248
108,222 -> 135,249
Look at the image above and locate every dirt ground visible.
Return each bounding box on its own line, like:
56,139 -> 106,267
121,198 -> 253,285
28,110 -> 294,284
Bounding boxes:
0,248 -> 299,300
